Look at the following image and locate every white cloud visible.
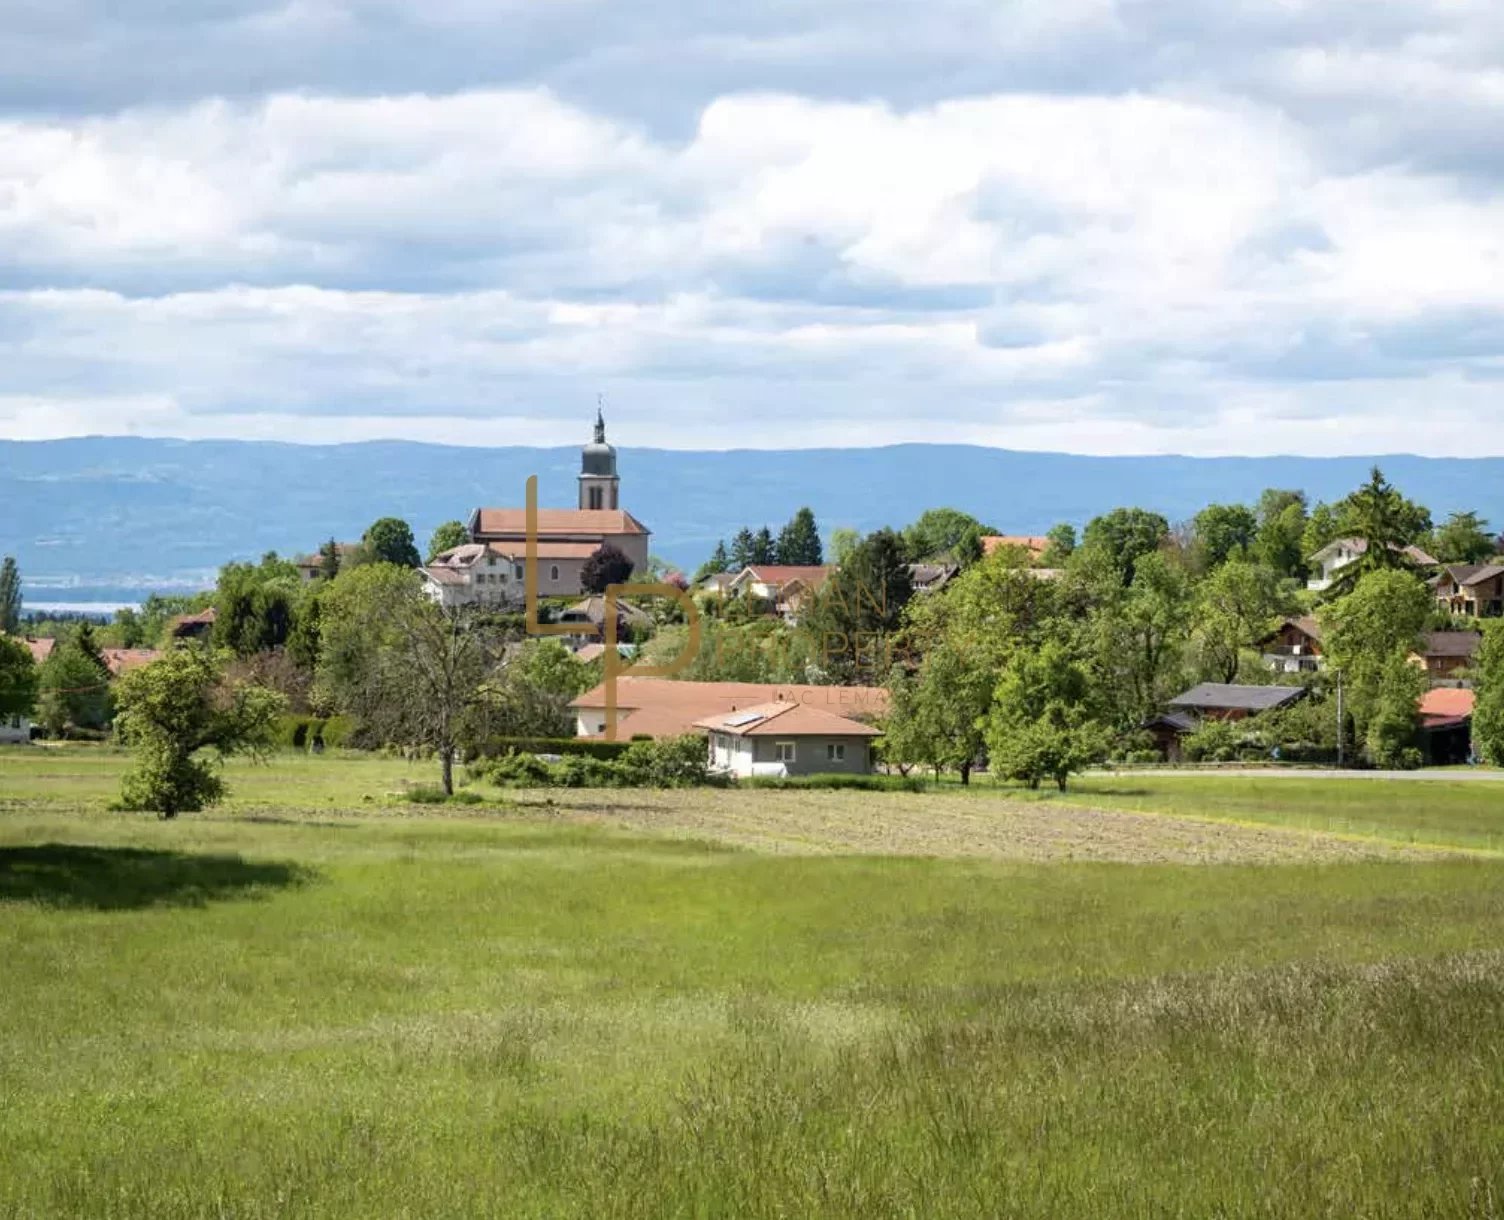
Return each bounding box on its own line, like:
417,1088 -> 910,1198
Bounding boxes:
2,0 -> 1504,454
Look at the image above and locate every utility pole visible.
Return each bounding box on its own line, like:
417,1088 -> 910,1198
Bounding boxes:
1335,668 -> 1345,769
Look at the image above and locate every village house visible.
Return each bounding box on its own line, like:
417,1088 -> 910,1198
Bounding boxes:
697,698 -> 882,778
1144,683 -> 1308,760
169,607 -> 217,641
422,411 -> 651,608
982,535 -> 1049,563
726,565 -> 832,619
1432,563 -> 1504,619
292,543 -> 360,583
1307,538 -> 1438,591
569,676 -> 888,741
1418,687 -> 1476,765
1411,631 -> 1482,685
557,596 -> 654,646
907,562 -> 959,594
1260,616 -> 1324,673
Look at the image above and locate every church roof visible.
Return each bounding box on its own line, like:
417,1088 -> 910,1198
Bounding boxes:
470,508 -> 649,538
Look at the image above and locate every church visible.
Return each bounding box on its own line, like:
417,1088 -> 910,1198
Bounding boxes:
421,411 -> 652,607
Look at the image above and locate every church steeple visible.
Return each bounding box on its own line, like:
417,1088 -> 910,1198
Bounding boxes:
579,401 -> 620,511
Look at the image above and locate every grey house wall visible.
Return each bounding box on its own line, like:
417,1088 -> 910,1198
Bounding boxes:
748,735 -> 871,776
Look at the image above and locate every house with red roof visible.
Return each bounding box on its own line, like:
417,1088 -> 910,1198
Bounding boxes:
696,697 -> 883,777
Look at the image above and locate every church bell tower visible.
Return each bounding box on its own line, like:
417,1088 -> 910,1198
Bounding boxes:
578,404 -> 620,511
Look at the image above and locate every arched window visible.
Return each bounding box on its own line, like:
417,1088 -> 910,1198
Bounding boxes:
589,486 -> 603,509
550,565 -> 560,582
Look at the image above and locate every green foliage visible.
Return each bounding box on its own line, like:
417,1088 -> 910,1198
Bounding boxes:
741,771 -> 928,791
1091,551 -> 1192,726
1253,490 -> 1309,579
479,734 -> 708,789
1320,570 -> 1432,742
775,507 -> 824,566
0,635 -> 39,720
1310,468 -> 1434,593
985,641 -> 1108,790
827,527 -> 862,566
1430,510 -> 1495,565
901,508 -> 991,562
1080,507 -> 1169,586
1365,655 -> 1426,770
617,735 -> 711,787
37,640 -> 113,736
363,517 -> 421,568
318,538 -> 343,580
694,540 -> 732,583
427,520 -> 469,562
1039,523 -> 1076,568
1180,718 -> 1249,763
114,649 -> 285,816
213,554 -> 302,656
729,527 -> 757,570
882,643 -> 993,781
1474,620 -> 1504,766
801,529 -> 913,684
1195,560 -> 1293,683
581,544 -> 634,594
0,556 -> 21,634
1191,503 -> 1257,569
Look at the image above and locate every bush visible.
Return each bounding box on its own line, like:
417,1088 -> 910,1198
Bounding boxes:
617,736 -> 709,788
469,736 -> 634,763
481,753 -> 557,787
319,716 -> 358,749
1180,719 -> 1246,763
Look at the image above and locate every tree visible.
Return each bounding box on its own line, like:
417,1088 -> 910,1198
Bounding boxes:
466,639 -> 595,744
1365,654 -> 1426,770
1196,560 -> 1292,683
901,509 -> 990,561
751,527 -> 777,565
984,641 -> 1106,791
801,530 -> 913,684
1474,621 -> 1504,766
427,521 -> 469,562
775,507 -> 824,566
1320,569 -> 1433,745
314,538 -> 340,580
114,649 -> 284,817
0,557 -> 21,634
1192,503 -> 1258,570
1080,508 -> 1170,586
1039,524 -> 1076,568
36,640 -> 113,736
363,517 -> 422,568
114,607 -> 146,648
882,642 -> 992,783
1091,551 -> 1192,726
828,528 -> 862,566
0,636 -> 38,722
213,556 -> 301,657
729,528 -> 757,571
581,544 -> 635,594
694,540 -> 732,584
1431,511 -> 1495,565
954,526 -> 985,569
1253,490 -> 1308,579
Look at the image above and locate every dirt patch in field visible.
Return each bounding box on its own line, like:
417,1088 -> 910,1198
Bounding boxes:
512,789 -> 1441,864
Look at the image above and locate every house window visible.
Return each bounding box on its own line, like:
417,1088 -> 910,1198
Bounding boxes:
776,741 -> 796,763
550,565 -> 560,582
826,743 -> 846,762
514,564 -> 524,580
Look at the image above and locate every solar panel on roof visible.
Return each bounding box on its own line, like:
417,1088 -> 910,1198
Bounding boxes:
724,712 -> 765,727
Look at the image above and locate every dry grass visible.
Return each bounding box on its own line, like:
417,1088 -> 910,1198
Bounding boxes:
514,786 -> 1442,863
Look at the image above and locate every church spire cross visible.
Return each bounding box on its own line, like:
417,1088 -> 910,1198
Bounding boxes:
594,395 -> 606,443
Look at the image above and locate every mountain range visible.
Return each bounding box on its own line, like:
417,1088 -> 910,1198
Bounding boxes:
6,437 -> 1504,606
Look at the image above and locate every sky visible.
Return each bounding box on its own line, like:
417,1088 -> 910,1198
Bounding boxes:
2,0 -> 1502,456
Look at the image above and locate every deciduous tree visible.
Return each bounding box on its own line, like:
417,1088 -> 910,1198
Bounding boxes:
0,636 -> 38,722
363,517 -> 422,568
581,544 -> 635,594
1474,621 -> 1504,766
427,521 -> 469,562
114,649 -> 284,817
1430,510 -> 1495,565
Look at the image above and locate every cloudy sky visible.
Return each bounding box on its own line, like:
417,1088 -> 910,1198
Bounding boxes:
2,0 -> 1502,455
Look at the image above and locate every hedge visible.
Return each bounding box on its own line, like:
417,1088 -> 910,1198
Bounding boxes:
739,773 -> 929,792
275,714 -> 364,751
470,736 -> 634,762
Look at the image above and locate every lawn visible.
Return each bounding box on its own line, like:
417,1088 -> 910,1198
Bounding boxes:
4,747 -> 1504,1217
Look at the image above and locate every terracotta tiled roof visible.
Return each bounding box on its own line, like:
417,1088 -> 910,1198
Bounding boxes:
736,566 -> 832,587
982,535 -> 1049,559
100,648 -> 162,675
1419,687 -> 1475,721
570,677 -> 889,740
695,700 -> 883,738
471,508 -> 649,538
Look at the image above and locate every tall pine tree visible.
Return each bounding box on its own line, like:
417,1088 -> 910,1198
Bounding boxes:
0,556 -> 20,635
775,507 -> 823,565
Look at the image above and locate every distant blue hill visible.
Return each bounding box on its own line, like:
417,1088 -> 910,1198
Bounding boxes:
5,436 -> 1503,604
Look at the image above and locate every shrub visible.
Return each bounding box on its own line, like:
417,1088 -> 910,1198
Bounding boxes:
1180,719 -> 1245,763
740,773 -> 927,792
482,753 -> 557,787
469,736 -> 633,763
617,735 -> 709,788
398,784 -> 490,805
319,716 -> 358,749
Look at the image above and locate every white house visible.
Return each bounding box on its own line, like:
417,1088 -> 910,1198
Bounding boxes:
1307,538 -> 1438,591
1,713 -> 33,745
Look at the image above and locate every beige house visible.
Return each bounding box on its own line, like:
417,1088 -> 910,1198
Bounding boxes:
1307,538 -> 1438,591
1432,564 -> 1504,619
696,699 -> 882,778
424,412 -> 651,607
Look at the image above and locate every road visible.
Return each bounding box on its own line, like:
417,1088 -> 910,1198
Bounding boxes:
1098,767 -> 1504,782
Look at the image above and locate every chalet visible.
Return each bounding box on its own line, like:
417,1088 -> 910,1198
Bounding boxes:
1410,631 -> 1482,685
727,566 -> 832,610
558,596 -> 654,645
169,607 -> 216,641
1432,564 -> 1504,619
1261,616 -> 1324,673
569,677 -> 888,741
697,698 -> 882,778
1307,538 -> 1438,591
908,563 -> 959,594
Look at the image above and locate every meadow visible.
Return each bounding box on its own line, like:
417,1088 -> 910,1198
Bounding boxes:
4,747 -> 1504,1217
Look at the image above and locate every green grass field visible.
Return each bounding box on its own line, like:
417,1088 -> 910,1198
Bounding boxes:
5,747 -> 1504,1217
